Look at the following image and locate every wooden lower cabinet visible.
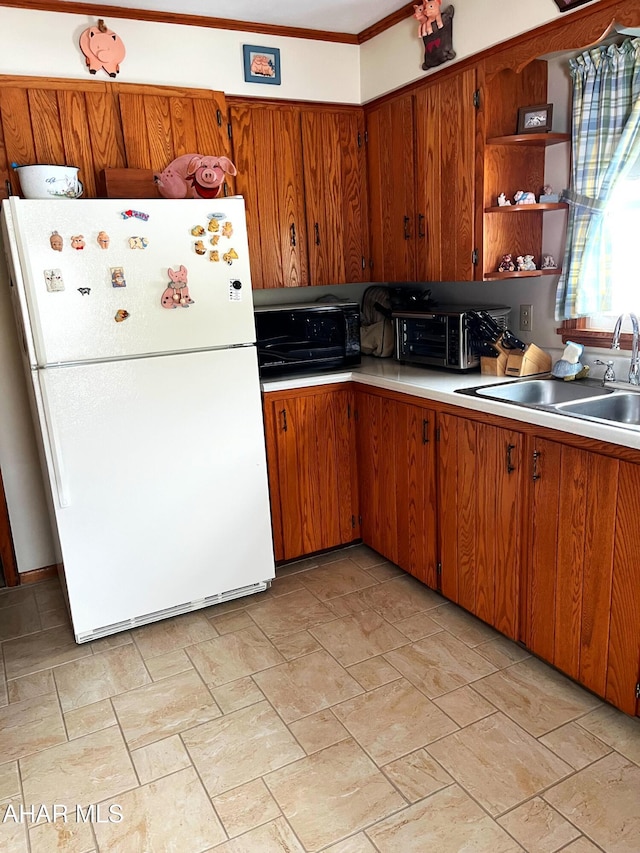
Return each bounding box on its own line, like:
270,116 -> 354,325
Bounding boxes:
262,385 -> 359,563
438,413 -> 523,639
355,389 -> 437,587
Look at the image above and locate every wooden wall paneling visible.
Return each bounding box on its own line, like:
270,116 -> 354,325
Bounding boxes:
84,91 -> 126,177
28,89 -> 66,165
229,104 -> 264,287
483,211 -> 543,278
169,97 -> 199,157
58,89 -> 99,197
606,461 -> 640,715
192,93 -> 235,195
118,93 -> 152,169
140,95 -> 175,172
0,88 -> 37,196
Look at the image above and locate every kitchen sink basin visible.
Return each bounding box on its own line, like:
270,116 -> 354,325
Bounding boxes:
473,378 -> 613,406
558,393 -> 640,426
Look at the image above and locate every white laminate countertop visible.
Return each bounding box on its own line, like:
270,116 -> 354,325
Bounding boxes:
261,356 -> 640,452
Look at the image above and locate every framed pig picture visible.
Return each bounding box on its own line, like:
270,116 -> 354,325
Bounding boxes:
243,45 -> 281,85
553,0 -> 593,12
517,103 -> 553,134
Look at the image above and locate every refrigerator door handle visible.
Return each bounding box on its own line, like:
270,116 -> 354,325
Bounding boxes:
36,372 -> 70,508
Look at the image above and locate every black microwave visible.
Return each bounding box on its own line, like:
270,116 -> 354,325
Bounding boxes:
255,301 -> 361,377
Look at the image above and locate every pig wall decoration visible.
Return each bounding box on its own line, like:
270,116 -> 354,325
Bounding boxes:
79,19 -> 125,78
154,154 -> 238,200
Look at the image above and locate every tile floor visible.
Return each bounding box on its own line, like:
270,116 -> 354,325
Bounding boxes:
0,544 -> 639,852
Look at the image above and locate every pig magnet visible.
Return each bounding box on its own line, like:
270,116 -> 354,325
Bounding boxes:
70,235 -> 85,251
97,231 -> 110,249
161,265 -> 194,309
154,154 -> 237,200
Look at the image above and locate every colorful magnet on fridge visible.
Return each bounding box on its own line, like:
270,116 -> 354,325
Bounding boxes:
77,287 -> 91,295
114,309 -> 130,322
128,236 -> 149,249
223,248 -> 238,265
229,279 -> 242,302
44,269 -> 65,292
210,235 -> 219,246
111,267 -> 127,288
221,221 -> 233,238
49,231 -> 63,251
70,235 -> 85,250
97,231 -> 110,249
209,251 -> 219,262
194,240 -> 206,256
191,225 -> 205,236
121,209 -> 149,221
161,265 -> 193,309
207,218 -> 220,233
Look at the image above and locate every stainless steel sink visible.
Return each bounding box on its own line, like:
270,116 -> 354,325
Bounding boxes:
473,378 -> 613,406
558,393 -> 640,426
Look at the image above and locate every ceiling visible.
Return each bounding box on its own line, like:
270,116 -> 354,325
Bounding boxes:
67,0 -> 410,35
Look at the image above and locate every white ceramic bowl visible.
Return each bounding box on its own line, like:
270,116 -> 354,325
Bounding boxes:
13,165 -> 83,199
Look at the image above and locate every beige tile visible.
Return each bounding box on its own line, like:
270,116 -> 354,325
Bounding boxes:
427,713 -> 572,817
394,611 -> 442,641
429,603 -> 501,646
382,748 -> 453,802
0,586 -> 34,608
253,649 -> 363,723
0,763 -> 20,800
20,726 -> 137,810
268,574 -> 308,597
0,676 -> 7,707
0,596 -> 42,641
333,679 -> 458,765
39,608 -> 69,630
498,797 -> 580,853
213,817 -> 305,852
64,698 -> 117,739
3,624 -> 92,680
247,589 -> 336,640
0,693 -> 66,763
326,590 -> 371,617
344,545 -> 388,569
544,752 -> 640,853
365,563 -> 405,582
433,685 -> 497,727
276,556 -> 320,575
182,700 -> 304,797
288,709 -> 350,754
31,579 -> 64,611
540,722 -> 612,770
94,767 -> 225,851
131,734 -> 191,784
298,558 -> 378,600
475,636 -> 531,669
131,611 -> 218,659
559,839 -> 602,852
7,669 -> 55,703
473,657 -> 602,737
347,656 -> 402,691
212,778 -> 281,837
208,609 -> 255,635
356,575 -> 445,622
89,631 -> 132,653
54,643 -> 151,712
317,548 -> 360,565
112,668 -> 221,750
324,833 -> 378,852
577,704 -> 640,765
271,630 -> 322,661
144,647 -> 193,681
0,801 -> 29,853
366,784 -> 521,852
188,625 -> 283,687
29,817 -> 94,853
265,739 -> 404,850
310,610 -> 408,666
384,632 -> 497,698
212,676 -> 265,714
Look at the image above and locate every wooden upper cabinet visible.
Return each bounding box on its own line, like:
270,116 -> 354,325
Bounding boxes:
230,102 -> 308,290
301,107 -> 368,286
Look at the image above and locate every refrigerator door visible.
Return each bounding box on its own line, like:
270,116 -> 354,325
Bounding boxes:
32,345 -> 274,640
3,197 -> 256,366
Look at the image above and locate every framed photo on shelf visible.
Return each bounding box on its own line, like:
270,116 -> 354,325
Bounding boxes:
553,0 -> 593,12
517,103 -> 553,134
242,44 -> 281,85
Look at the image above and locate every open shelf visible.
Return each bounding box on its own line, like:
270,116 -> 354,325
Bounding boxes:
487,133 -> 570,146
484,268 -> 561,281
485,202 -> 568,213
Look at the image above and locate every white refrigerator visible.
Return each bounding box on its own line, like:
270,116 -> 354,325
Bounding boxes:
1,196 -> 275,642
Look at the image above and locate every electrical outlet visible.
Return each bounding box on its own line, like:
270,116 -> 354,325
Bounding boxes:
519,304 -> 533,332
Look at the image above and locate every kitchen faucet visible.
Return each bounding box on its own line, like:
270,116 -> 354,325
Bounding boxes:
611,313 -> 640,385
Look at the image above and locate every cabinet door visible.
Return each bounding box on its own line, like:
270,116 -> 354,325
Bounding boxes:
438,414 -> 522,637
527,439 -> 619,700
355,391 -> 438,586
365,95 -> 416,282
230,102 -> 308,290
415,68 -> 477,282
263,388 -> 357,562
301,108 -> 368,286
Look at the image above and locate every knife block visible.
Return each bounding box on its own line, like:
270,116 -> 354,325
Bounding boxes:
481,341 -> 551,377
480,339 -> 510,375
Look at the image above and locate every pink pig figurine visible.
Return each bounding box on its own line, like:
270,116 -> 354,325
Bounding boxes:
79,19 -> 126,78
154,154 -> 237,200
161,265 -> 194,309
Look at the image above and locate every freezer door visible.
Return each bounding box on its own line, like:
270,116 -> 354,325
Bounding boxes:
33,346 -> 274,638
3,197 -> 256,365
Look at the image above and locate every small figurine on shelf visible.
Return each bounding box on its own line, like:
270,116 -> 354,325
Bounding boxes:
516,254 -> 537,271
541,254 -> 557,269
539,184 -> 560,203
498,253 -> 516,272
497,192 -> 511,206
514,190 -> 537,205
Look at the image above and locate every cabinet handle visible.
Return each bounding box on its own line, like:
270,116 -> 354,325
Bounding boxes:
280,408 -> 288,432
422,418 -> 429,444
506,443 -> 516,474
314,223 -> 320,245
532,450 -> 541,481
290,223 -> 296,247
403,216 -> 411,240
418,213 -> 426,239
